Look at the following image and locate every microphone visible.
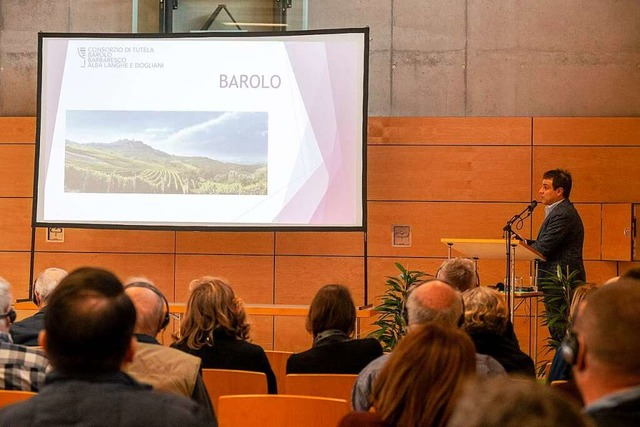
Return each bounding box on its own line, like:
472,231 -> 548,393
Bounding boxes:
527,200 -> 538,212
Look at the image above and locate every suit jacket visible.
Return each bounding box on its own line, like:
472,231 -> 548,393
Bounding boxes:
10,308 -> 46,346
530,198 -> 586,282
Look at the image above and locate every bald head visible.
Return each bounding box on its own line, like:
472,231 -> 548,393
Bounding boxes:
574,278 -> 640,374
124,283 -> 166,337
406,280 -> 463,327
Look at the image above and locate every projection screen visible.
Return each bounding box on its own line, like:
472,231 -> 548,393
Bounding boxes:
34,29 -> 368,231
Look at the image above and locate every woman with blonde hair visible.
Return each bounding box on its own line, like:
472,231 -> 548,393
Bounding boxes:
171,276 -> 277,393
339,323 -> 476,427
463,286 -> 535,376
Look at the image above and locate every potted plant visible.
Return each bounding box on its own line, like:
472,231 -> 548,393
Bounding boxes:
366,263 -> 429,352
538,265 -> 582,351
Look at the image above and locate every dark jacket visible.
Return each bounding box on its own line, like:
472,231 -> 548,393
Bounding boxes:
171,330 -> 277,394
468,330 -> 535,377
286,335 -> 383,374
587,393 -> 640,427
530,198 -> 586,282
0,371 -> 214,426
10,308 -> 46,346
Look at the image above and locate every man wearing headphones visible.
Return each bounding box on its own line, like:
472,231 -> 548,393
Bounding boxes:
351,280 -> 505,411
124,280 -> 214,417
0,276 -> 49,391
567,277 -> 640,426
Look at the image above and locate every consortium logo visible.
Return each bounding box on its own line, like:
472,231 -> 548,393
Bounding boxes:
77,47 -> 87,67
219,74 -> 281,89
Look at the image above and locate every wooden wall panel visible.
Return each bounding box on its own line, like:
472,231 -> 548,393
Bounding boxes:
584,261 -> 618,284
0,117 -> 36,143
533,117 -> 640,146
0,145 -> 34,197
0,252 -> 32,298
274,256 -> 364,305
176,231 -> 274,255
274,317 -> 309,353
367,202 -> 533,258
368,117 -> 531,145
34,228 -> 175,253
275,232 -> 364,256
30,252 -> 175,298
602,204 -> 633,261
0,198 -> 32,251
532,147 -> 640,203
368,146 -> 532,201
174,254 -> 273,303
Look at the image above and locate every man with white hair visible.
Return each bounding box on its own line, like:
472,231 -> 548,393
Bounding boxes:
11,267 -> 67,346
0,276 -> 49,391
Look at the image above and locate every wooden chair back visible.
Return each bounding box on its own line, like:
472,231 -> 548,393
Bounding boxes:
264,350 -> 293,394
0,390 -> 37,407
217,394 -> 349,427
284,374 -> 358,404
201,368 -> 268,413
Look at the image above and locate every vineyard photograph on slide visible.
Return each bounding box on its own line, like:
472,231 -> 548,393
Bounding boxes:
64,110 -> 268,195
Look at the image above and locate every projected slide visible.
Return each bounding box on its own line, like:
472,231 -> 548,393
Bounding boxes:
35,30 -> 367,229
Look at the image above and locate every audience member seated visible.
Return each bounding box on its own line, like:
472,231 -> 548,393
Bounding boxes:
435,257 -> 479,292
351,280 -> 505,411
571,277 -> 640,427
171,276 -> 277,393
340,323 -> 476,427
10,268 -> 67,346
0,276 -> 49,391
0,267 -> 214,426
463,286 -> 535,376
547,283 -> 598,384
621,267 -> 640,280
124,280 -> 214,415
448,376 -> 593,427
286,284 -> 382,374
436,257 -> 520,346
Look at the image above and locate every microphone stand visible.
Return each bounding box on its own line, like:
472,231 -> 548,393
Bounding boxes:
502,205 -> 533,322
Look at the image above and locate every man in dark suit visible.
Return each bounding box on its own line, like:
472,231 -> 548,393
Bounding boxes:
10,267 -> 67,346
570,278 -> 640,427
528,168 -> 586,282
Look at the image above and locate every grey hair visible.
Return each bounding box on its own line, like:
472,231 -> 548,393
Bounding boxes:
0,277 -> 13,314
35,268 -> 68,303
436,258 -> 479,292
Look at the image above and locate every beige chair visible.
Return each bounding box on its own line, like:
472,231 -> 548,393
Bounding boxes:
284,374 -> 358,404
264,350 -> 293,394
201,368 -> 268,413
0,390 -> 37,407
217,394 -> 349,427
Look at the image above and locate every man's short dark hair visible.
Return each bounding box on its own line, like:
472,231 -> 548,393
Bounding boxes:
543,169 -> 573,198
306,284 -> 356,337
621,268 -> 640,281
44,267 -> 136,375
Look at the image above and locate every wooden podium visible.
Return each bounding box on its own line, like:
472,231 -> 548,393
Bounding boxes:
440,238 -> 545,320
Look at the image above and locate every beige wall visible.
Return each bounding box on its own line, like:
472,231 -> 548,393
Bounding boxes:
2,1 -> 640,115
